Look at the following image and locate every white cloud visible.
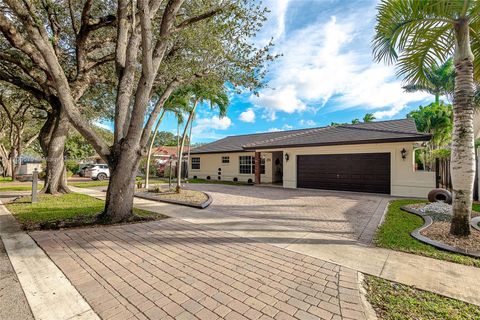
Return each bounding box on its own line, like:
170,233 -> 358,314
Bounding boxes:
299,119 -> 316,127
192,116 -> 232,140
251,15 -> 430,120
239,108 -> 256,123
268,124 -> 294,132
373,104 -> 406,119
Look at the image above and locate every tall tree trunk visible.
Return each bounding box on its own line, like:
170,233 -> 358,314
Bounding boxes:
176,102 -> 198,192
145,110 -> 166,189
450,20 -> 475,236
99,141 -> 141,223
39,109 -> 70,194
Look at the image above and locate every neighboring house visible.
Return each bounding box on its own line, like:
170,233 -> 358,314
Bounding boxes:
188,119 -> 436,197
152,146 -> 190,177
18,162 -> 42,175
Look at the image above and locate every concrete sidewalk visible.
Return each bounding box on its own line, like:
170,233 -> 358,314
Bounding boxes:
73,186 -> 480,307
0,199 -> 99,320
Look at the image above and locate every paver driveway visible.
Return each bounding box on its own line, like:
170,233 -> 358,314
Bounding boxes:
187,184 -> 390,244
32,219 -> 366,320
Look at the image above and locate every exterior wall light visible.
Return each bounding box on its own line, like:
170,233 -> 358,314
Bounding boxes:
284,153 -> 290,161
401,148 -> 407,160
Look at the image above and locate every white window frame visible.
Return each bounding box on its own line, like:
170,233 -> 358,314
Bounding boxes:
191,157 -> 200,170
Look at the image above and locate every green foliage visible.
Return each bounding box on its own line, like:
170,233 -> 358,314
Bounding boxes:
152,131 -> 181,147
372,0 -> 480,84
407,102 -> 453,148
431,148 -> 451,159
365,275 -> 480,320
363,113 -> 376,122
351,118 -> 360,124
64,126 -> 113,160
64,159 -> 79,173
375,199 -> 480,267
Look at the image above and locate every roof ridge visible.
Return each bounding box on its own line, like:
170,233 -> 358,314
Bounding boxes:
337,125 -> 425,136
242,126 -> 330,148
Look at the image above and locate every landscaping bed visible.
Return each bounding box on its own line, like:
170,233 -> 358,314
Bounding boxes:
402,202 -> 480,257
5,193 -> 166,230
364,275 -> 480,319
375,199 -> 480,267
136,186 -> 211,209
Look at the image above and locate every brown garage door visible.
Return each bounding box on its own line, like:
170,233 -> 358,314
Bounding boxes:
297,153 -> 391,194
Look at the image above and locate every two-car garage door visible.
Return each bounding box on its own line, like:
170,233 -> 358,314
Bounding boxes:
297,153 -> 391,194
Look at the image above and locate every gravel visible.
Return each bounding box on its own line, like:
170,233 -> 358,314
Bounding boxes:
420,202 -> 453,215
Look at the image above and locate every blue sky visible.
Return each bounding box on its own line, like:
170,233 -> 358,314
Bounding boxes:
102,0 -> 434,143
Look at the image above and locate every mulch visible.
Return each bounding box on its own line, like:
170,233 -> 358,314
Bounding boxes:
421,222 -> 480,253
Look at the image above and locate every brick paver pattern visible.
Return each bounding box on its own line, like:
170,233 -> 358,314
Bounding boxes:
187,184 -> 385,241
31,219 -> 366,320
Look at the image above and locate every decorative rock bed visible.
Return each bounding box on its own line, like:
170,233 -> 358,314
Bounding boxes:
401,204 -> 480,258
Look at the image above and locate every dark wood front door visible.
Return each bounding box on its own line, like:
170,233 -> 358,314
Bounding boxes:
296,153 -> 391,194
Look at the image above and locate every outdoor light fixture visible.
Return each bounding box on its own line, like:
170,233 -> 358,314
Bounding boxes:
401,148 -> 407,160
284,153 -> 290,161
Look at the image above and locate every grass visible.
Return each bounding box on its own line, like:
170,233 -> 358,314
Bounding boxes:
0,183 -> 44,192
364,275 -> 480,320
186,178 -> 251,186
0,177 -> 14,182
375,199 -> 480,267
6,193 -> 165,230
69,180 -> 110,188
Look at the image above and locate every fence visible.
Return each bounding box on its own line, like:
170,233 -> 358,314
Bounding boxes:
435,150 -> 479,201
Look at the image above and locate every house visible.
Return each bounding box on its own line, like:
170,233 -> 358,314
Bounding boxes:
188,119 -> 435,197
151,146 -> 190,164
151,146 -> 190,177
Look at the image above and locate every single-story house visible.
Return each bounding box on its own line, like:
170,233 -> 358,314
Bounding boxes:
188,119 -> 436,197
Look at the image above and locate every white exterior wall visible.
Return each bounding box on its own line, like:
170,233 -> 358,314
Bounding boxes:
188,152 -> 273,183
18,163 -> 42,175
261,141 -> 435,198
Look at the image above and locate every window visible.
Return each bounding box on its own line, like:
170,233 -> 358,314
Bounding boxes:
191,157 -> 200,170
239,156 -> 253,174
239,156 -> 265,174
222,156 -> 230,164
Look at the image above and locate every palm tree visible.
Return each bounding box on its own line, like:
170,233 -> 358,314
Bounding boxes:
373,0 -> 480,236
351,118 -> 360,124
144,95 -> 187,189
175,82 -> 229,192
403,59 -> 455,104
363,113 -> 376,123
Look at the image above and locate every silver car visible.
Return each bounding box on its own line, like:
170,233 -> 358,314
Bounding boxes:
85,164 -> 110,180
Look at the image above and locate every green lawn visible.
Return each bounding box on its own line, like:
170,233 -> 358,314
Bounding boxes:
186,178 -> 251,186
0,177 -> 14,182
6,193 -> 165,230
364,275 -> 480,320
375,199 -> 480,267
0,183 -> 43,192
69,180 -> 110,188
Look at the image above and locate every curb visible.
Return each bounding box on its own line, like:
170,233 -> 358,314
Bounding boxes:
0,200 -> 100,320
358,272 -> 378,320
134,191 -> 212,209
401,206 -> 480,258
472,216 -> 480,232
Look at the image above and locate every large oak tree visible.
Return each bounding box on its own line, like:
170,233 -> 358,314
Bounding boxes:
0,0 -> 273,222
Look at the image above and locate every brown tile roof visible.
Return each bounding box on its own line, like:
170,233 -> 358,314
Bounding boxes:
190,119 -> 431,154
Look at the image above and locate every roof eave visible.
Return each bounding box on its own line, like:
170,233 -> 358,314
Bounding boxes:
242,135 -> 432,151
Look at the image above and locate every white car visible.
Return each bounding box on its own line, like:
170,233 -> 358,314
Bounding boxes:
85,164 -> 110,180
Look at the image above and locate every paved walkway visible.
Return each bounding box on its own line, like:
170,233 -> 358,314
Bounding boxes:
31,219 -> 366,320
0,233 -> 33,320
73,185 -> 480,307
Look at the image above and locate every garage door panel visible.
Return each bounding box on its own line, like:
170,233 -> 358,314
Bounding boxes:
297,153 -> 391,194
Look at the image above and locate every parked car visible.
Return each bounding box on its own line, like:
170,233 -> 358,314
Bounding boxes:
84,164 -> 110,180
